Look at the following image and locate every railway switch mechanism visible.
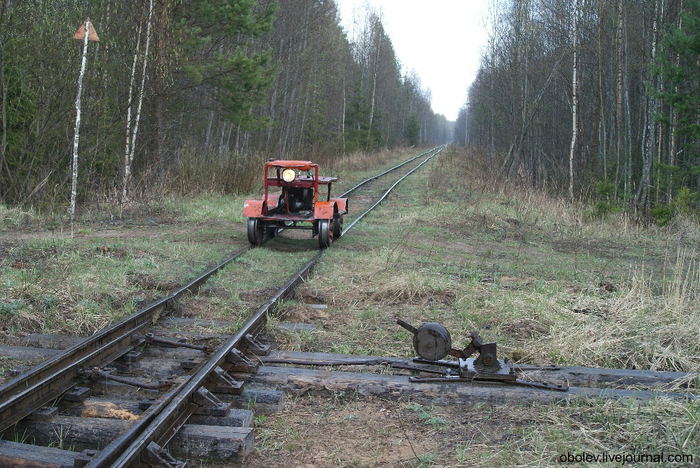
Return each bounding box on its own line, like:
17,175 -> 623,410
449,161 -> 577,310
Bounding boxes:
397,319 -> 568,391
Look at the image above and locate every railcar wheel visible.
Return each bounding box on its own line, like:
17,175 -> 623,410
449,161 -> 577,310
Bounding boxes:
247,218 -> 264,246
332,214 -> 343,239
318,219 -> 333,248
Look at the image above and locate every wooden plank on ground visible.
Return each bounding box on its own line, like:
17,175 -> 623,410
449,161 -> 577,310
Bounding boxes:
263,350 -> 694,388
248,365 -> 692,405
168,424 -> 254,460
189,408 -> 254,427
218,387 -> 286,415
156,317 -> 233,330
0,345 -> 61,361
0,440 -> 79,468
25,333 -> 85,350
5,416 -> 253,461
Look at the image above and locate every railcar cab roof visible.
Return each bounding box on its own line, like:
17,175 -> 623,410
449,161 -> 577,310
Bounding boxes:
265,159 -> 314,170
265,160 -> 338,186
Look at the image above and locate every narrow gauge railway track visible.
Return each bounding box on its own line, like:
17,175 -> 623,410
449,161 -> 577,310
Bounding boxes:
0,146 -> 445,467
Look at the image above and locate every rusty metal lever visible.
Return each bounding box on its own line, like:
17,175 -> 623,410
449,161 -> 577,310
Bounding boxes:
143,333 -> 213,353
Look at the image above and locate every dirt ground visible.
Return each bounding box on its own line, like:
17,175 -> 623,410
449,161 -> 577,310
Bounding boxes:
237,394 -> 525,468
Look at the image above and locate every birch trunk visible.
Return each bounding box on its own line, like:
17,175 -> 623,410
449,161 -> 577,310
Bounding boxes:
124,0 -> 153,201
615,0 -> 624,195
668,1 -> 682,201
655,1 -> 666,204
341,77 -> 346,153
154,0 -> 167,177
70,18 -> 91,222
367,22 -> 380,149
569,0 -> 579,202
265,39 -> 282,152
122,21 -> 142,202
597,1 -> 607,181
205,110 -> 214,150
298,64 -> 313,153
637,0 -> 661,209
625,25 -> 632,199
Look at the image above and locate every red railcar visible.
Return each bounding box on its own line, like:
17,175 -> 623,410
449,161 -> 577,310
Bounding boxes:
243,160 -> 348,248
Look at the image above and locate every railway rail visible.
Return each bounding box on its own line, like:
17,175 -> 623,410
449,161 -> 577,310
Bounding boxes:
0,146 -> 445,467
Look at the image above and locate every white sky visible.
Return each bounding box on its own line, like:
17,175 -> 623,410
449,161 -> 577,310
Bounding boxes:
335,0 -> 491,122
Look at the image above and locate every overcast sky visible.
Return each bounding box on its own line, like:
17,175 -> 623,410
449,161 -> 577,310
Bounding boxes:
334,0 -> 491,122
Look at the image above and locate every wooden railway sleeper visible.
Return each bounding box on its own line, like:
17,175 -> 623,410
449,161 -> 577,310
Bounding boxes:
407,375 -> 569,392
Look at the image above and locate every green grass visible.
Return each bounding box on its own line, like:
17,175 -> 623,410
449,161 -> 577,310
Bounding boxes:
0,224 -> 242,336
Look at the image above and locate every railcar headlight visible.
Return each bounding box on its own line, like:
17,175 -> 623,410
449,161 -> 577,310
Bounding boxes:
282,168 -> 296,183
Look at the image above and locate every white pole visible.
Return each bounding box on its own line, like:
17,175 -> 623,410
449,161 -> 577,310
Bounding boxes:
70,18 -> 91,223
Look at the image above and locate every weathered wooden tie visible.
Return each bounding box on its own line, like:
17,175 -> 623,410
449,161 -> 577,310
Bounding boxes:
6,416 -> 254,461
0,440 -> 80,468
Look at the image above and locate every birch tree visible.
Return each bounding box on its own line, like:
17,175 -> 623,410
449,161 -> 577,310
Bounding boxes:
123,0 -> 153,202
569,0 -> 580,202
638,0 -> 662,209
615,0 -> 625,193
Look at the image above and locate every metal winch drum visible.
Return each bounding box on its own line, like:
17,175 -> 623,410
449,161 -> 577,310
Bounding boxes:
397,319 -> 452,361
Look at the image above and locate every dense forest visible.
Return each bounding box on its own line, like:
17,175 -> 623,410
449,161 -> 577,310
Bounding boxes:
4,0 -> 699,223
456,0 -> 700,222
0,0 -> 451,209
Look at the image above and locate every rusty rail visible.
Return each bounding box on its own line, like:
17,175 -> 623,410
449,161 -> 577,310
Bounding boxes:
0,244 -> 252,433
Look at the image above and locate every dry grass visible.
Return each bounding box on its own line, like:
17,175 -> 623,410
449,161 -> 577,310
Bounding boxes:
321,147 -> 421,178
163,145 -> 270,196
549,249 -> 699,371
0,204 -> 39,231
247,146 -> 700,467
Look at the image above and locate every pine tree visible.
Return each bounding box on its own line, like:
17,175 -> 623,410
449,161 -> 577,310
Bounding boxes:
171,0 -> 279,129
652,0 -> 700,200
